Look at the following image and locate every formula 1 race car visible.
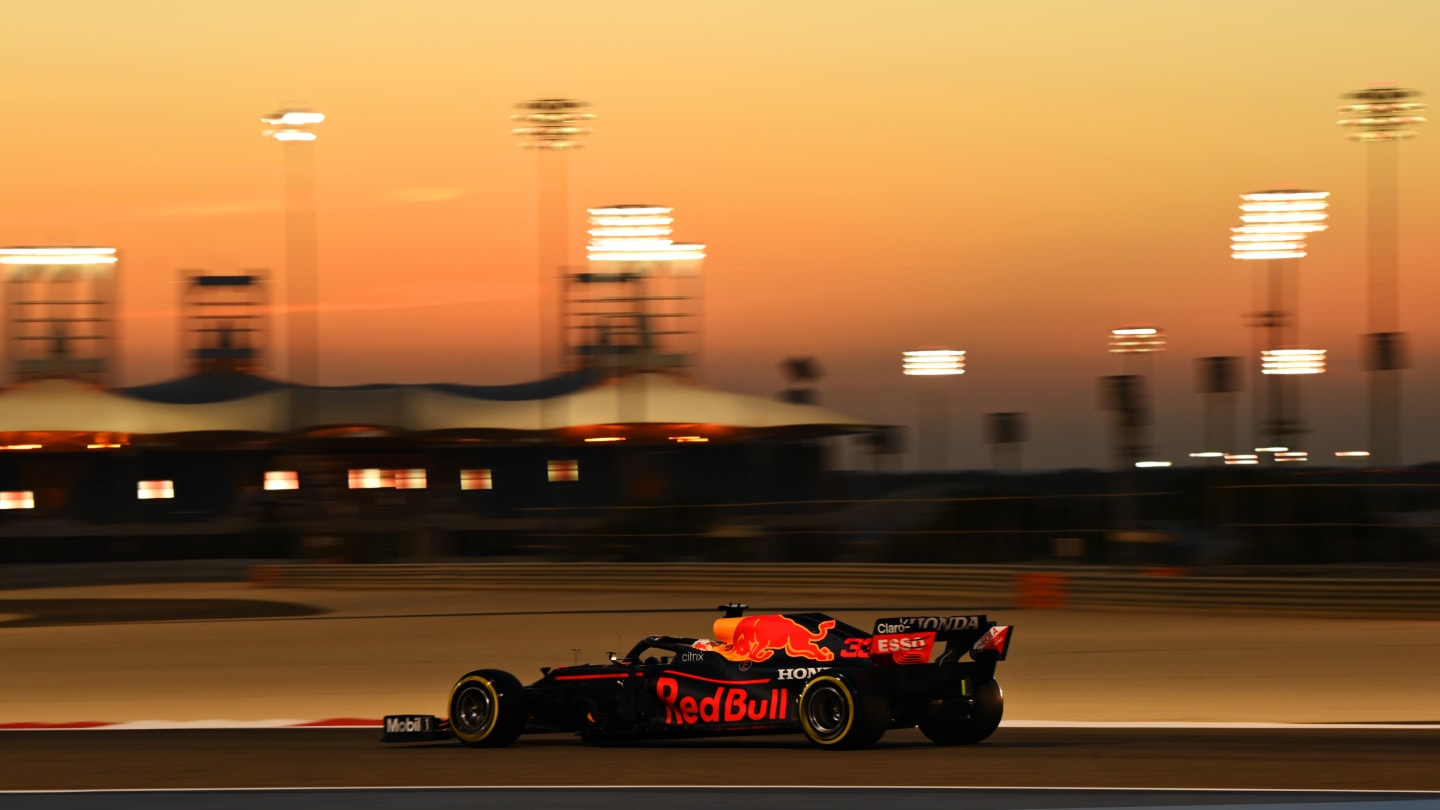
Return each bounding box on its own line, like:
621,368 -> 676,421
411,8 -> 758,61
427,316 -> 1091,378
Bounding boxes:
383,604 -> 1011,750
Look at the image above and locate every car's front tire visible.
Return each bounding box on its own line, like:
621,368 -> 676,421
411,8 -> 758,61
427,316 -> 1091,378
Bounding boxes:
919,678 -> 1003,745
798,671 -> 889,749
448,669 -> 525,748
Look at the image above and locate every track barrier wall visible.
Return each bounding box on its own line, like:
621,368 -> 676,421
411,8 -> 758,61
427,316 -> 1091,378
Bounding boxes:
248,562 -> 1440,618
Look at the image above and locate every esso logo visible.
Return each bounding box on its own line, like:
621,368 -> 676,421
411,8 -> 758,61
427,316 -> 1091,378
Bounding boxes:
874,634 -> 929,653
872,632 -> 936,664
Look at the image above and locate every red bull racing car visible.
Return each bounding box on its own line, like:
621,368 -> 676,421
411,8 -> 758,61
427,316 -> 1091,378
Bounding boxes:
382,604 -> 1012,749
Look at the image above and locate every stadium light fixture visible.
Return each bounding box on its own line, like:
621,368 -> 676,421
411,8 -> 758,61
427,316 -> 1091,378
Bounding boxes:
1231,191 -> 1329,260
586,206 -> 707,265
1261,348 -> 1326,375
512,98 -> 594,151
262,107 -> 324,141
1339,86 -> 1425,141
1108,326 -> 1166,354
902,348 -> 965,376
0,247 -> 117,266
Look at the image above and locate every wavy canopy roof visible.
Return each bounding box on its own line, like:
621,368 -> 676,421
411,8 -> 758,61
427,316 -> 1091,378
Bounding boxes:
0,372 -> 878,438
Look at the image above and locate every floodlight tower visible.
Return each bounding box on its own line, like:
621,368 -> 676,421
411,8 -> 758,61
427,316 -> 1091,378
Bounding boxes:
513,99 -> 593,388
1106,326 -> 1164,462
1098,375 -> 1148,470
902,348 -> 965,470
1230,190 -> 1329,452
261,107 -> 323,396
577,204 -> 704,375
1,247 -> 119,386
1196,356 -> 1241,458
182,271 -> 268,374
1339,86 -> 1424,466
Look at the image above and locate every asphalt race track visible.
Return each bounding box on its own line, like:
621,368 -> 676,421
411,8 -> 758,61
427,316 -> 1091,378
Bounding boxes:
5,582 -> 1440,806
4,788 -> 1439,810
3,726 -> 1439,792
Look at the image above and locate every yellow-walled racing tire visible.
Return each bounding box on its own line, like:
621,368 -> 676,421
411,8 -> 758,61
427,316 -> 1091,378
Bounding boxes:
448,669 -> 526,748
798,671 -> 889,749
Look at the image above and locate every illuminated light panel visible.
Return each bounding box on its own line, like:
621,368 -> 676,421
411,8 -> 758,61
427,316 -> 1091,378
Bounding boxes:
262,111 -> 325,126
584,437 -> 625,443
1,444 -> 42,450
587,248 -> 707,262
264,471 -> 300,491
586,206 -> 705,264
1108,326 -> 1166,354
1242,191 -> 1330,202
1261,349 -> 1326,375
1275,451 -> 1310,461
512,98 -> 594,150
1339,87 -> 1425,140
902,348 -> 966,376
1240,201 -> 1329,213
1224,453 -> 1260,466
1335,450 -> 1372,458
86,443 -> 122,449
262,107 -> 323,141
0,247 -> 116,255
394,469 -> 427,490
460,469 -> 493,491
547,460 -> 579,483
0,246 -> 118,266
137,480 -> 175,500
348,468 -> 392,490
589,217 -> 673,228
1231,250 -> 1308,261
1188,452 -> 1225,458
588,226 -> 672,238
669,436 -> 709,443
1230,191 -> 1328,261
0,491 -> 35,510
1239,213 -> 1328,224
1135,461 -> 1172,468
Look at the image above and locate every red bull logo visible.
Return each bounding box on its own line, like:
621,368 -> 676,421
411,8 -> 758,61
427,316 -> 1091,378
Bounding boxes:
726,616 -> 836,662
656,676 -> 788,725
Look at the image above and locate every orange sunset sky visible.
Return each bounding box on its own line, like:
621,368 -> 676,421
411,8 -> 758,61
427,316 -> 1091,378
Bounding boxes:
1,0 -> 1438,469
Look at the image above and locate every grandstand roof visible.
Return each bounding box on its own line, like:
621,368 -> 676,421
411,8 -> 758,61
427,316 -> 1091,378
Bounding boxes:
0,372 -> 877,439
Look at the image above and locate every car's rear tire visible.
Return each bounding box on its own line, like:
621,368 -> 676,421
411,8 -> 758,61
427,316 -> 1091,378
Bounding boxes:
448,669 -> 526,747
798,672 -> 889,749
919,678 -> 1003,745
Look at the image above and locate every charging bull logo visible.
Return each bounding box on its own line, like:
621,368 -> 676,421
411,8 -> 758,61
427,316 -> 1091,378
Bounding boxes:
728,616 -> 836,662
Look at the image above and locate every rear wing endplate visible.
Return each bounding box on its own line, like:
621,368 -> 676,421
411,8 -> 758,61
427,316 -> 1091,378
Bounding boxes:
871,614 -> 1012,663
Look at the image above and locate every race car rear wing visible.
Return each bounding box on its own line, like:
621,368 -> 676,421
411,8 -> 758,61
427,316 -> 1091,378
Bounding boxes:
870,614 -> 1012,665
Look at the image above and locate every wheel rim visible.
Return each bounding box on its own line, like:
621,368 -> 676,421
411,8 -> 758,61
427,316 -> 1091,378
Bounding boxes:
452,681 -> 496,737
804,683 -> 849,740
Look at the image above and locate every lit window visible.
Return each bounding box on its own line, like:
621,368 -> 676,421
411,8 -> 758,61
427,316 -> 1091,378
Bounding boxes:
0,491 -> 35,510
460,469 -> 493,491
547,460 -> 579,482
264,471 -> 300,491
348,468 -> 393,489
137,480 -> 175,500
394,469 -> 427,490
